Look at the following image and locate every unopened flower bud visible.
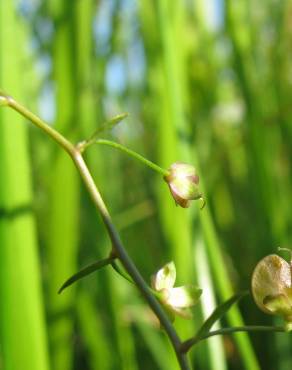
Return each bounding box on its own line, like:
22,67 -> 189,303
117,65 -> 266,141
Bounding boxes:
251,253 -> 292,329
164,162 -> 203,208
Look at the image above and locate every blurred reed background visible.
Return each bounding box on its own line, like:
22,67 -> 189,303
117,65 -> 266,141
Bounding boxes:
0,0 -> 291,369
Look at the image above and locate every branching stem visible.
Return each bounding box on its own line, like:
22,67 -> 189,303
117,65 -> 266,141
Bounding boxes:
0,92 -> 190,370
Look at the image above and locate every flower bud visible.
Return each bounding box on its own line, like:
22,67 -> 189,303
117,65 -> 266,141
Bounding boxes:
251,253 -> 292,328
151,262 -> 202,321
164,162 -> 203,208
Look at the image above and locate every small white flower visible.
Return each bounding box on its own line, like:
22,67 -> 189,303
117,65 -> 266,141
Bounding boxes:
151,262 -> 202,321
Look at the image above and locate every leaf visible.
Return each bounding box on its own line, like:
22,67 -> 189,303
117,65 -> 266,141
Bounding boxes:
111,260 -> 134,284
89,113 -> 128,140
195,291 -> 248,339
58,256 -> 115,294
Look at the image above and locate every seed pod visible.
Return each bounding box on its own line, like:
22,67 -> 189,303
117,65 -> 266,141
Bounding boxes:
251,254 -> 292,324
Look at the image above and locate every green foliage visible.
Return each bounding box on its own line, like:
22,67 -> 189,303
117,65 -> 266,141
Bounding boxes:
195,291 -> 249,341
0,2 -> 49,370
58,255 -> 116,294
0,1 -> 292,370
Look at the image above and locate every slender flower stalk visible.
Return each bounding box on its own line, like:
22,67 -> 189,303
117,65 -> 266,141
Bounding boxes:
179,290 -> 288,353
0,92 -> 190,370
79,138 -> 169,177
181,326 -> 286,353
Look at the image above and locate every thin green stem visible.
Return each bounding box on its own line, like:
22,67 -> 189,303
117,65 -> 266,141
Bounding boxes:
91,139 -> 169,177
86,113 -> 129,143
72,153 -> 189,369
181,326 -> 286,353
110,263 -> 163,299
0,92 -> 75,156
1,94 -> 190,370
278,247 -> 292,263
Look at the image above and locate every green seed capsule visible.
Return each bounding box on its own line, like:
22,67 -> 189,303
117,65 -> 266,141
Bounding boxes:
251,254 -> 292,324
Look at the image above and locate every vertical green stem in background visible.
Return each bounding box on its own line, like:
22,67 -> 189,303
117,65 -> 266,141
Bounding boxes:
225,3 -> 289,369
0,2 -> 50,370
272,21 -> 292,370
156,1 -> 260,369
76,291 -> 112,370
47,2 -> 80,370
155,1 -> 227,370
75,1 -> 139,368
74,1 -> 116,368
225,0 -> 275,258
106,262 -> 139,370
224,9 -> 290,344
199,206 -> 260,370
155,0 -> 194,329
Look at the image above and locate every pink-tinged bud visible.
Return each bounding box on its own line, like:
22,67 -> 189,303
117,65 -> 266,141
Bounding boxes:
164,162 -> 202,208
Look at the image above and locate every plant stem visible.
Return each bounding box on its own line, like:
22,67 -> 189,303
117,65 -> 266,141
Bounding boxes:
0,92 -> 75,156
92,139 -> 169,177
73,153 -> 189,369
1,93 -> 190,370
181,326 -> 286,353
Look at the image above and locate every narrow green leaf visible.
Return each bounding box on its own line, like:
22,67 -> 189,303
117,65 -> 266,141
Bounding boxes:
58,256 -> 115,294
195,291 -> 249,340
111,260 -> 134,285
88,113 -> 128,140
